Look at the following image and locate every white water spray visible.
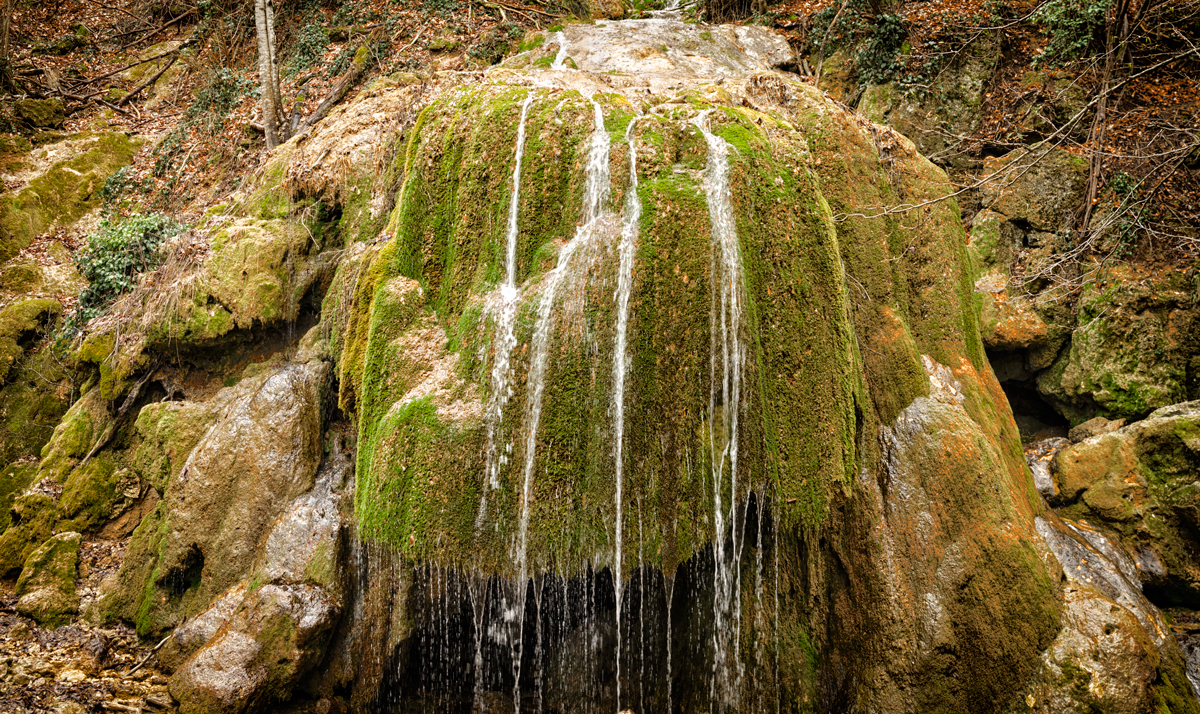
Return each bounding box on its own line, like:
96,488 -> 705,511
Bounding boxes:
551,31 -> 569,70
696,113 -> 748,708
612,115 -> 640,713
511,97 -> 612,712
478,92 -> 536,529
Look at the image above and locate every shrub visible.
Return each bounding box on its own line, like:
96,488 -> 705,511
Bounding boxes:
185,68 -> 256,131
856,13 -> 907,85
1032,0 -> 1110,67
72,214 -> 184,328
285,24 -> 328,77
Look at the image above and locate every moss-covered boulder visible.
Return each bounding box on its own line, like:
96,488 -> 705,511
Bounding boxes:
0,298 -> 61,383
858,33 -> 999,168
0,492 -> 57,576
14,99 -> 66,130
329,20 -> 1086,712
1052,401 -> 1200,607
1038,265 -> 1200,422
16,531 -> 82,628
0,132 -> 142,262
0,461 -> 38,531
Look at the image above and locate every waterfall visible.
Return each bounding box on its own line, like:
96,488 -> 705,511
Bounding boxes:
697,115 -> 747,707
551,31 -> 569,70
511,97 -> 612,713
478,92 -> 536,530
612,116 -> 641,712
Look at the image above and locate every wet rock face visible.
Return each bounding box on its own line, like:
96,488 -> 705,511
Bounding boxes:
1028,516 -> 1197,713
163,426 -> 351,711
169,583 -> 340,714
336,18 -> 1080,714
103,359 -> 329,636
1052,400 -> 1200,607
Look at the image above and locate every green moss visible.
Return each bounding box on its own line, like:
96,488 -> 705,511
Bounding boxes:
15,531 -> 81,628
0,132 -> 142,261
129,400 -> 218,494
0,462 -> 38,531
56,454 -> 121,532
0,493 -> 57,577
0,298 -> 61,383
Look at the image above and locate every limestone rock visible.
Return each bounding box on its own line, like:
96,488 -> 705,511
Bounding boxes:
0,492 -> 57,576
1038,265 -> 1199,422
1068,415 -> 1126,443
168,583 -> 339,714
1026,516 -> 1196,712
103,360 -> 328,636
16,531 -> 82,628
157,583 -> 248,673
1053,401 -> 1200,605
979,147 -> 1089,234
858,33 -> 999,168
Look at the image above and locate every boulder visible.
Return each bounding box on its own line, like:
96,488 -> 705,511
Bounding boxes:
168,583 -> 340,714
1053,401 -> 1200,606
14,99 -> 66,129
1025,516 -> 1197,712
858,33 -> 999,168
1068,415 -> 1126,443
0,492 -> 57,576
103,359 -> 328,636
1038,265 -> 1199,422
16,531 -> 82,628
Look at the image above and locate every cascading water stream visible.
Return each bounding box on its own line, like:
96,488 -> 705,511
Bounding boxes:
478,93 -> 536,530
696,113 -> 748,708
612,116 -> 641,713
550,31 -> 569,69
511,97 -> 612,713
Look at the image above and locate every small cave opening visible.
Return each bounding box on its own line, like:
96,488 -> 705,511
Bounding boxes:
1000,379 -> 1069,443
987,349 -> 1069,443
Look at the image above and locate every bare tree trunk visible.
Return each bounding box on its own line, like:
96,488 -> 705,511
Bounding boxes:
254,0 -> 279,149
0,0 -> 13,91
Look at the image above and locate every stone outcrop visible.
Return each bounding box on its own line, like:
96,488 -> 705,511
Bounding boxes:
16,531 -> 82,628
1051,400 -> 1200,607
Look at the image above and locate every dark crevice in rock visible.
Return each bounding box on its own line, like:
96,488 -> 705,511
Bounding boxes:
157,543 -> 204,600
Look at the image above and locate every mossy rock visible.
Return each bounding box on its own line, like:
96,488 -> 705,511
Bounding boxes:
0,461 -> 38,531
1038,265 -> 1199,422
14,99 -> 66,130
0,492 -> 57,577
0,298 -> 61,383
16,531 -> 81,628
0,345 -> 74,466
0,132 -> 142,261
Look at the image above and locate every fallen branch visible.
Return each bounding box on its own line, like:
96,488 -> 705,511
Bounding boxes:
118,10 -> 192,52
72,41 -> 192,89
294,33 -> 378,137
116,52 -> 178,106
125,631 -> 173,677
489,0 -> 556,16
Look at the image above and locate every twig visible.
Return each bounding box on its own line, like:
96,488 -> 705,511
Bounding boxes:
125,631 -> 173,677
116,52 -> 178,106
118,11 -> 191,53
130,110 -> 183,128
489,0 -> 556,16
72,41 -> 192,89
